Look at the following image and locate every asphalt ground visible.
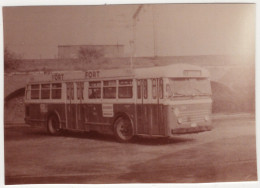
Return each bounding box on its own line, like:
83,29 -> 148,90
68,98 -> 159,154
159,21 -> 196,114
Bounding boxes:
4,116 -> 257,184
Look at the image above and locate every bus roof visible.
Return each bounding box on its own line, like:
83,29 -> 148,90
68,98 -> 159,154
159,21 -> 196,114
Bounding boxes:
27,63 -> 210,83
134,63 -> 209,78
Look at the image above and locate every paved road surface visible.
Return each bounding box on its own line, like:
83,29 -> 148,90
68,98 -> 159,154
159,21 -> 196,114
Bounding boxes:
4,117 -> 257,184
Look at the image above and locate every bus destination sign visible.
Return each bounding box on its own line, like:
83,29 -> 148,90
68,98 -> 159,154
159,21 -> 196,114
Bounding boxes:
85,70 -> 100,79
52,73 -> 64,81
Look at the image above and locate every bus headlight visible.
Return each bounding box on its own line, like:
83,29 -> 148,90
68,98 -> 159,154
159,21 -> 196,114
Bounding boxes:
174,108 -> 180,116
205,115 -> 210,121
177,118 -> 183,124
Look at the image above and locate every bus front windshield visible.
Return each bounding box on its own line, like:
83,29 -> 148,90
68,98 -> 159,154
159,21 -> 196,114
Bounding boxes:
167,78 -> 211,98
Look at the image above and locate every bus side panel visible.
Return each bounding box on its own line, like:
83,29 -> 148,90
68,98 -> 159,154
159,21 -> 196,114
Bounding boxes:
136,104 -> 150,135
67,104 -> 85,131
151,103 -> 159,135
77,103 -> 85,130
29,104 -> 41,120
150,104 -> 166,136
83,103 -> 135,134
136,104 -> 144,134
144,104 -> 152,134
67,104 -> 77,129
84,104 -> 102,124
26,103 -> 42,126
159,104 -> 166,135
26,103 -> 67,128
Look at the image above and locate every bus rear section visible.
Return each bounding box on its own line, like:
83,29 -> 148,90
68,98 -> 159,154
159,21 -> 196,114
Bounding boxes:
24,82 -> 66,132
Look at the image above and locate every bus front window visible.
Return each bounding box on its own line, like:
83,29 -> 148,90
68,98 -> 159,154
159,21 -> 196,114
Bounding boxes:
167,78 -> 211,98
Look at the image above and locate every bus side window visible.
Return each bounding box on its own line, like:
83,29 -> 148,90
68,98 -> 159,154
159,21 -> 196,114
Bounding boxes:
152,79 -> 157,99
26,85 -> 31,99
137,80 -> 148,99
159,79 -> 163,99
31,84 -> 40,99
118,79 -> 133,98
77,82 -> 84,100
66,82 -> 74,100
41,84 -> 50,99
143,80 -> 148,99
52,83 -> 62,99
103,80 -> 116,99
137,80 -> 141,99
66,83 -> 70,100
71,83 -> 74,100
89,81 -> 101,99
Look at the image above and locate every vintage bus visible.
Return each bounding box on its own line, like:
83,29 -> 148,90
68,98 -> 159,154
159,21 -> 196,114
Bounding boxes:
24,64 -> 212,142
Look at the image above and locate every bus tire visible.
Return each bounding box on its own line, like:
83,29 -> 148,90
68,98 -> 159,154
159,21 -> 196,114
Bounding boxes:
47,115 -> 61,135
114,116 -> 133,142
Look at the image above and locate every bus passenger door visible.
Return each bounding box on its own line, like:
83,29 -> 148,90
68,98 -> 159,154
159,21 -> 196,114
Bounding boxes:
136,79 -> 149,135
66,82 -> 75,129
151,78 -> 165,135
76,82 -> 85,131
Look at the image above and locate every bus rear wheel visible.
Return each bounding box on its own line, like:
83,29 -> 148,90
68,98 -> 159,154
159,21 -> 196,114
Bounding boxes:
47,115 -> 61,135
114,117 -> 133,142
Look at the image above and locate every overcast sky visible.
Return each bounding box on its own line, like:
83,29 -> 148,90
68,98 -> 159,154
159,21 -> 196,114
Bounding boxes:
3,3 -> 255,59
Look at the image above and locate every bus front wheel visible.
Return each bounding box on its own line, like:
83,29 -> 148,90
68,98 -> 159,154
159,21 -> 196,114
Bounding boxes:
114,117 -> 133,142
47,115 -> 61,135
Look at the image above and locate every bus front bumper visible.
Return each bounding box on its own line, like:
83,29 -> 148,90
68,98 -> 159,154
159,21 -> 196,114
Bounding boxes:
171,125 -> 212,134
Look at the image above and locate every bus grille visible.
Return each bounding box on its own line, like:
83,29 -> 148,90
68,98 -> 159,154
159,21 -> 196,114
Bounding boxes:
179,104 -> 211,123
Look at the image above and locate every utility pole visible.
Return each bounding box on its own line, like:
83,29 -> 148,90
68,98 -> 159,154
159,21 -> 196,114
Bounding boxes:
131,5 -> 143,69
152,5 -> 157,57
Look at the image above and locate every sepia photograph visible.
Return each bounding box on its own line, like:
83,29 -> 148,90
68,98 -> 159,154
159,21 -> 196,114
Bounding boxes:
1,1 -> 258,186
